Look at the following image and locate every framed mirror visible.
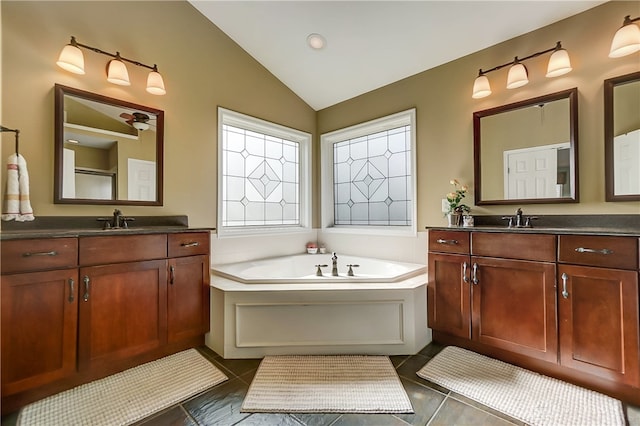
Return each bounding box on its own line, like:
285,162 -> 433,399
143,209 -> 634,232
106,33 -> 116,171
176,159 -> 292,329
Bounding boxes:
54,84 -> 164,205
473,88 -> 578,205
605,71 -> 640,202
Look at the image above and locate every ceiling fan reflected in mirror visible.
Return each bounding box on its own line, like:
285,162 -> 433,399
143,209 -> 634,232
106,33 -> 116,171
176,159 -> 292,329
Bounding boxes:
119,112 -> 155,131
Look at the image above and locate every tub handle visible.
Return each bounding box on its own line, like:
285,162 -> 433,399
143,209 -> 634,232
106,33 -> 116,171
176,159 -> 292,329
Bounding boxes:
315,264 -> 328,276
346,264 -> 360,277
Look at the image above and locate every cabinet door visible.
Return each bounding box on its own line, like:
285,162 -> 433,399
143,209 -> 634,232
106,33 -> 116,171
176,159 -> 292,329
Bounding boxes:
1,269 -> 78,395
168,255 -> 210,343
471,257 -> 557,362
78,260 -> 167,371
428,253 -> 471,339
558,265 -> 639,387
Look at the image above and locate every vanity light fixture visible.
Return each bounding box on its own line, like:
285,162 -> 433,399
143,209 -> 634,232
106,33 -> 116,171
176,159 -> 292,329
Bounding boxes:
609,15 -> 640,58
57,36 -> 166,95
472,41 -> 572,99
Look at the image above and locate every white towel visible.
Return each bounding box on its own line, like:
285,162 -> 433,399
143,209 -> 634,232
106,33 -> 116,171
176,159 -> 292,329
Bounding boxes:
2,153 -> 35,222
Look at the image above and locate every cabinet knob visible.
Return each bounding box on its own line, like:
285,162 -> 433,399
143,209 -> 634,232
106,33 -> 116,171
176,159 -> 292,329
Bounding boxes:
169,265 -> 175,285
68,278 -> 75,303
575,247 -> 613,255
181,242 -> 199,248
436,239 -> 458,245
471,263 -> 479,285
462,262 -> 469,283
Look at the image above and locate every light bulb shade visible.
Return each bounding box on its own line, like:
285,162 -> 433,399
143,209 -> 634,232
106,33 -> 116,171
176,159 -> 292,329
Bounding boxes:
546,48 -> 572,77
107,59 -> 131,86
472,75 -> 491,99
146,70 -> 166,95
132,121 -> 150,131
609,22 -> 640,58
57,44 -> 85,75
506,63 -> 528,89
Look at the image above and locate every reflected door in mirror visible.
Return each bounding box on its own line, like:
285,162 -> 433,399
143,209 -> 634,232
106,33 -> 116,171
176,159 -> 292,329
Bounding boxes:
605,72 -> 640,201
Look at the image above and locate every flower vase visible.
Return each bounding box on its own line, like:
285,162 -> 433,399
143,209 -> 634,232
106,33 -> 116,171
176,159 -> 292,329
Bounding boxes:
447,213 -> 462,227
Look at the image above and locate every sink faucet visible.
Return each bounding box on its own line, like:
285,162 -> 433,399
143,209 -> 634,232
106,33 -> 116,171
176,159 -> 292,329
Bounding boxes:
97,209 -> 135,229
331,252 -> 339,276
501,208 -> 538,228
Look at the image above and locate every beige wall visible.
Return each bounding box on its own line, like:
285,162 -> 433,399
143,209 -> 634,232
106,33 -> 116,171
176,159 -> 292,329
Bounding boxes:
1,1 -> 315,228
2,1 -> 639,231
318,1 -> 640,228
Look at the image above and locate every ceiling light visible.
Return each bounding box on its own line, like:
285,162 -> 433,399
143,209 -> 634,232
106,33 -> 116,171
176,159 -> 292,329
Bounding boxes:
132,121 -> 150,131
66,139 -> 80,144
57,36 -> 166,95
307,33 -> 326,50
609,15 -> 640,58
472,41 -> 571,98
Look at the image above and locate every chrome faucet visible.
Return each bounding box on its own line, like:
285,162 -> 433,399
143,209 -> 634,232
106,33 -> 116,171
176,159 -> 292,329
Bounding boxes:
331,252 -> 339,276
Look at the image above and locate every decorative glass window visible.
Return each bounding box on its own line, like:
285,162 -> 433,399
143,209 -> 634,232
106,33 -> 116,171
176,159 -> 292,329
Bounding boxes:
218,108 -> 311,236
321,109 -> 416,234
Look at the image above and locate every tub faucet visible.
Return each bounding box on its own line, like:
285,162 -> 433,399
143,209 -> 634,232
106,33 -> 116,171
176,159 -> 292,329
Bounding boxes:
331,252 -> 339,276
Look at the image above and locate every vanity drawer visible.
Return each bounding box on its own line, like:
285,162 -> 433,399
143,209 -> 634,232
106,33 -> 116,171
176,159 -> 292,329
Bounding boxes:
471,232 -> 556,262
168,232 -> 209,258
428,230 -> 470,254
79,234 -> 167,266
558,235 -> 638,270
1,238 -> 78,274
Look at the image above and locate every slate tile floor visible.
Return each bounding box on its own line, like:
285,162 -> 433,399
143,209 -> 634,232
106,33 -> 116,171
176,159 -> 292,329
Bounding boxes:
3,343 -> 640,426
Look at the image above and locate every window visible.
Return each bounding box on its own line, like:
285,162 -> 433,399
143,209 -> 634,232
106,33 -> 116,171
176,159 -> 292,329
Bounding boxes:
218,108 -> 311,236
321,109 -> 416,235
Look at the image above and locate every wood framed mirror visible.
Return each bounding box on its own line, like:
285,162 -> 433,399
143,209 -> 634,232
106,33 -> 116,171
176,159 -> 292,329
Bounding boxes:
604,71 -> 640,202
54,84 -> 164,205
473,88 -> 578,205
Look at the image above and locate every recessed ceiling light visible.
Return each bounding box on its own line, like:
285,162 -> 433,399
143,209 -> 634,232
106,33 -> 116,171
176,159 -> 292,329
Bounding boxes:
307,33 -> 326,50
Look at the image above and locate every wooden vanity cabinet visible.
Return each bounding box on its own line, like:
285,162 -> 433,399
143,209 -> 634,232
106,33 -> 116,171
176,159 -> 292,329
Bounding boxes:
167,232 -> 210,343
427,231 -> 471,339
1,239 -> 79,397
557,235 -> 639,387
470,233 -> 557,363
1,231 -> 211,414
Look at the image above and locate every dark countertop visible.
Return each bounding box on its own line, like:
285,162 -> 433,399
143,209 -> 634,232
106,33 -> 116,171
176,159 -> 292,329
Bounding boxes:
427,214 -> 640,237
0,215 -> 215,240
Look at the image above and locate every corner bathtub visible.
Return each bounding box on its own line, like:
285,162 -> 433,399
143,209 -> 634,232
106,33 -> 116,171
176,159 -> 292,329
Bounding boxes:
206,254 -> 431,358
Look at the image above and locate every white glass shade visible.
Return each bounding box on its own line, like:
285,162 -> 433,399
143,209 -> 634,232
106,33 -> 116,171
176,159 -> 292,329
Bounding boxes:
546,48 -> 572,77
132,121 -> 150,131
609,22 -> 640,58
146,71 -> 166,95
506,63 -> 528,89
56,44 -> 85,75
472,75 -> 491,99
307,33 -> 326,50
107,59 -> 131,86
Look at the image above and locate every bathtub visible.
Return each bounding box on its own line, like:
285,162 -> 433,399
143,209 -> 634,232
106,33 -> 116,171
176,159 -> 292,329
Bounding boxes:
212,253 -> 426,283
206,254 -> 430,358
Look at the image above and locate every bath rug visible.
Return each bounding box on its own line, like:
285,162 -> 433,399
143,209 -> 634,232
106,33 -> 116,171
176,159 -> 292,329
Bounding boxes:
241,355 -> 413,413
417,346 -> 625,426
17,349 -> 228,426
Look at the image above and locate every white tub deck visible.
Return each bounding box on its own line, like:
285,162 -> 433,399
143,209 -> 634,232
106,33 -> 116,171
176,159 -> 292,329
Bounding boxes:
206,254 -> 431,359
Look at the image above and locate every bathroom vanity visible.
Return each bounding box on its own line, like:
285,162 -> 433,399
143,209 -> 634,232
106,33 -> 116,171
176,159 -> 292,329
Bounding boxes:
427,220 -> 640,405
0,223 -> 210,414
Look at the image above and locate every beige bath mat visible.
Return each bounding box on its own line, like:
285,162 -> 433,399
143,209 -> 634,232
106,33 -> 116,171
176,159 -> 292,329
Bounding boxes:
17,349 -> 228,425
417,346 -> 625,426
241,354 -> 413,413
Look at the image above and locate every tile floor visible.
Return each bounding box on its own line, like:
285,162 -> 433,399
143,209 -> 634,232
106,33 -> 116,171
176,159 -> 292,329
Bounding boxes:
3,343 -> 640,426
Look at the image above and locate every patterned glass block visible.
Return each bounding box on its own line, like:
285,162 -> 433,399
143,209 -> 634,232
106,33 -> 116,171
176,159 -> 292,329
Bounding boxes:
332,125 -> 412,226
222,124 -> 300,227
